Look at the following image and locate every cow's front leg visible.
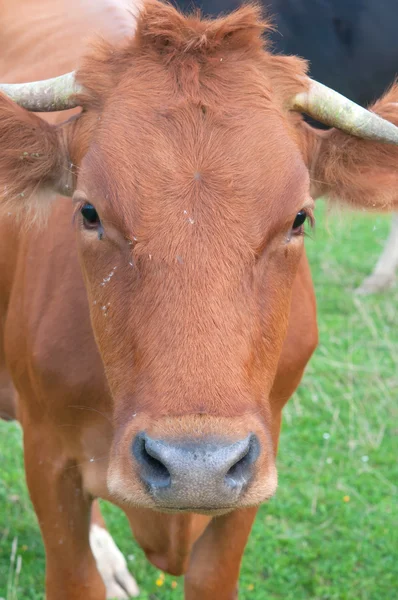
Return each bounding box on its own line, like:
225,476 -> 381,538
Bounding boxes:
184,507 -> 258,600
22,422 -> 106,600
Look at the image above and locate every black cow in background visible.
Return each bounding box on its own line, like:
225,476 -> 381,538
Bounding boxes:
176,0 -> 398,293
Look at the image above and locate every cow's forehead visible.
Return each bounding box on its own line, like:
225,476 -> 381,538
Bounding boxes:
80,97 -> 309,238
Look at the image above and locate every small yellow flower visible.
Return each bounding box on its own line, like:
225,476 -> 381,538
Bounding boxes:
156,578 -> 164,587
343,495 -> 350,502
171,580 -> 178,589
247,583 -> 254,591
21,545 -> 29,552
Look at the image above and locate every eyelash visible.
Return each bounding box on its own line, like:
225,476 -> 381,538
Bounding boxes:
72,201 -> 85,225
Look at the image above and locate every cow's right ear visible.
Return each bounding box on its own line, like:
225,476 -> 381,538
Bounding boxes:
298,85 -> 398,212
0,94 -> 77,224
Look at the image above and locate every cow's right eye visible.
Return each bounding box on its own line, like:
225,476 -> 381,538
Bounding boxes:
81,203 -> 100,229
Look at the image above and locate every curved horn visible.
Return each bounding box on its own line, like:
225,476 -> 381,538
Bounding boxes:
292,79 -> 398,145
0,71 -> 83,112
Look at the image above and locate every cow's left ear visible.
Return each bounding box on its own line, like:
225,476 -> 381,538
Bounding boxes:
301,85 -> 398,211
0,94 -> 78,224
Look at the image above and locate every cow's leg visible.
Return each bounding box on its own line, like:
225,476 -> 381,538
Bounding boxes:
356,212 -> 398,294
90,500 -> 139,599
0,370 -> 15,420
184,508 -> 257,600
0,328 -> 16,421
4,395 -> 138,599
22,421 -> 106,600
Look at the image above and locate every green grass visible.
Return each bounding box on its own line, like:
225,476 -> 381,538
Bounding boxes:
0,202 -> 397,599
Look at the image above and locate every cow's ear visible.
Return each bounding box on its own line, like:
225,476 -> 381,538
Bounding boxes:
0,94 -> 76,224
302,84 -> 398,212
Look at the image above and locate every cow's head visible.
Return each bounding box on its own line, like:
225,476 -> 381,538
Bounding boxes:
2,1 -> 398,513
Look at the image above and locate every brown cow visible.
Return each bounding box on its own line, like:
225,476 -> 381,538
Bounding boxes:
1,1 -> 398,599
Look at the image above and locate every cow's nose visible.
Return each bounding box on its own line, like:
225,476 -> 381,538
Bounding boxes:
132,432 -> 260,509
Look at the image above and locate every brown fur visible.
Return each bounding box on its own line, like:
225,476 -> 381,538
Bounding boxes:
0,96 -> 70,221
0,2 -> 397,599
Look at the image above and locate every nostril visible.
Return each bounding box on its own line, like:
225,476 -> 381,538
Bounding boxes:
133,433 -> 171,489
225,434 -> 260,489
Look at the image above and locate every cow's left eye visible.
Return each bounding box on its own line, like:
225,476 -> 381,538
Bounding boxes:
81,203 -> 100,229
292,209 -> 307,232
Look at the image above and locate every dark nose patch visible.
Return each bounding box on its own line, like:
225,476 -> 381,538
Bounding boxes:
132,432 -> 260,509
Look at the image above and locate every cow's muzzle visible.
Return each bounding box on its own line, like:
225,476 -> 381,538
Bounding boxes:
132,432 -> 260,510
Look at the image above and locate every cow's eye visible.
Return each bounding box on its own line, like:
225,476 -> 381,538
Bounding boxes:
81,203 -> 100,229
290,208 -> 312,236
292,209 -> 307,232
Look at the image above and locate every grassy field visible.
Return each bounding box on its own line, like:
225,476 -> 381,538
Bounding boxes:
0,202 -> 397,599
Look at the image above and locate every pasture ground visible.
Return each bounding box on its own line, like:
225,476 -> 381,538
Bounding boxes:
0,201 -> 397,599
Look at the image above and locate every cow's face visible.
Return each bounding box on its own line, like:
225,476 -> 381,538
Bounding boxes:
3,2 -> 398,514
74,104 -> 311,512
68,20 -> 313,514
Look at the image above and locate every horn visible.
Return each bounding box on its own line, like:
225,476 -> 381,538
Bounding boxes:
0,71 -> 83,112
292,79 -> 398,144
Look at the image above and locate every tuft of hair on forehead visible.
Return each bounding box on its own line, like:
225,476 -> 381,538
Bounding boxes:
76,0 -> 308,115
134,0 -> 271,59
